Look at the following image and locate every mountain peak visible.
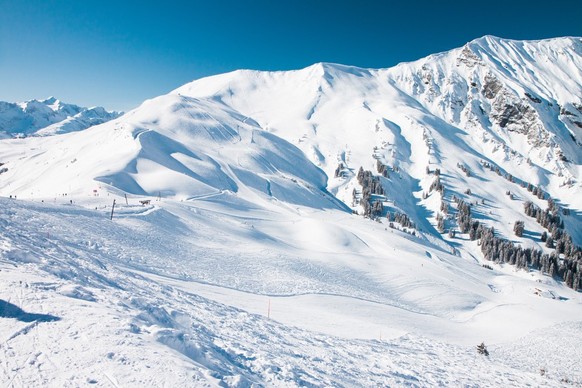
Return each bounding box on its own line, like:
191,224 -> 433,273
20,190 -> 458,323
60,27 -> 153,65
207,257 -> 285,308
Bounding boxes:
309,62 -> 374,79
41,96 -> 59,105
467,34 -> 582,53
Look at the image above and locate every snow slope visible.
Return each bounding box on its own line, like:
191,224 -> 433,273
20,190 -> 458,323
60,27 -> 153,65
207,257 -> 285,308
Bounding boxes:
0,94 -> 344,214
1,196 -> 581,386
1,36 -> 582,386
0,97 -> 121,138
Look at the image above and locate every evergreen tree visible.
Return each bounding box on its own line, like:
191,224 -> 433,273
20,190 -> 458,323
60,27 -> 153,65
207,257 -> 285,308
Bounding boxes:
437,213 -> 445,233
549,262 -> 556,278
565,270 -> 574,288
513,221 -> 525,237
334,164 -> 342,178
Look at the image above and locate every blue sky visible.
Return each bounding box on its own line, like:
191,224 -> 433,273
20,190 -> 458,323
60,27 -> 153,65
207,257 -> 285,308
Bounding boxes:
1,0 -> 580,111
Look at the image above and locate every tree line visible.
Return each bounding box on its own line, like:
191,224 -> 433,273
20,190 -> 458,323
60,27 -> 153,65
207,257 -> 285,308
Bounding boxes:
456,198 -> 581,291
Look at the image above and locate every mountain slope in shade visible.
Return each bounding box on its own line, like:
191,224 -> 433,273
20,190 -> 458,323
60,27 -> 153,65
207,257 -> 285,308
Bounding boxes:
0,96 -> 121,137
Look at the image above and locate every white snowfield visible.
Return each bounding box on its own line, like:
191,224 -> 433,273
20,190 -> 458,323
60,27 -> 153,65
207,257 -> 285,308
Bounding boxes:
1,36 -> 581,386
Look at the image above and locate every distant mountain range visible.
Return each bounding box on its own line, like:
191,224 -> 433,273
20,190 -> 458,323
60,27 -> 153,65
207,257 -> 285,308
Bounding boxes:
0,96 -> 121,137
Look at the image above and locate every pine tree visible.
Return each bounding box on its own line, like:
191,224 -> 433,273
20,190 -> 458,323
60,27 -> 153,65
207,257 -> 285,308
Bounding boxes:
436,213 -> 445,233
440,200 -> 449,215
357,167 -> 364,182
549,262 -> 556,278
513,221 -> 525,237
565,270 -> 574,288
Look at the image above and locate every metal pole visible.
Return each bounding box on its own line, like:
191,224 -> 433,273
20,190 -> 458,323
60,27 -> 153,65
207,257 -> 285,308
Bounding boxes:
110,199 -> 116,220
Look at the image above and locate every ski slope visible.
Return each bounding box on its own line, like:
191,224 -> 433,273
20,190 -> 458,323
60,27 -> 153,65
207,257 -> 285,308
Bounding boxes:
1,195 -> 581,386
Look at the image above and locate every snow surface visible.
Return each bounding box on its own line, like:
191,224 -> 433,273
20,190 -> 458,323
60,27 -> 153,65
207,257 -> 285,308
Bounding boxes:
2,196 -> 581,386
1,36 -> 582,386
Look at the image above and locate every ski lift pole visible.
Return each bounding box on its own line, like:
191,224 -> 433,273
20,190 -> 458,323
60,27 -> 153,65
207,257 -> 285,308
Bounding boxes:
110,199 -> 116,220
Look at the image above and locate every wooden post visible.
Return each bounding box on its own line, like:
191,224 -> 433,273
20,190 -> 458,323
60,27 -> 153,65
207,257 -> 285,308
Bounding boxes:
110,199 -> 116,220
124,193 -> 128,205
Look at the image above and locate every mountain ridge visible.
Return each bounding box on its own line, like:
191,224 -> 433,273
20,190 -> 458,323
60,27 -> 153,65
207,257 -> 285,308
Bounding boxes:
3,37 -> 581,243
0,96 -> 122,137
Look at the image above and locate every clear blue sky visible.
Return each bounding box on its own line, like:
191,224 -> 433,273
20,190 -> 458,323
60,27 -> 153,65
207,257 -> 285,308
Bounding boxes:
1,0 -> 580,111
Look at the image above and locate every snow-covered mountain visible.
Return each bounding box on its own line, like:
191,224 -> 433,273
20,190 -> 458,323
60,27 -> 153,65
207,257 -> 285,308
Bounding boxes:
0,93 -> 344,213
1,36 -> 581,386
175,36 -> 581,206
173,36 -> 582,246
0,96 -> 121,138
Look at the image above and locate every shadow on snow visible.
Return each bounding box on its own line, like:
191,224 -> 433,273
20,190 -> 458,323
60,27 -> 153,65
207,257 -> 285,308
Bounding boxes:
0,299 -> 61,323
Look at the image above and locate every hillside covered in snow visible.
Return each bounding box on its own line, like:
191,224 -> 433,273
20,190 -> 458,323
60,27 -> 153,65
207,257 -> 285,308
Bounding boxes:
1,36 -> 581,386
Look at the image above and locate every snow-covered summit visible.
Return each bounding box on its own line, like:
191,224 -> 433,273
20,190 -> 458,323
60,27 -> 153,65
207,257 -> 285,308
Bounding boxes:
0,97 -> 121,137
173,36 -> 582,224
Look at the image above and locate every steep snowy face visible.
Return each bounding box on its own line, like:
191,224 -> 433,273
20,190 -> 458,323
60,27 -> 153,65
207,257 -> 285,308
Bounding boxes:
385,36 -> 582,172
0,97 -> 121,137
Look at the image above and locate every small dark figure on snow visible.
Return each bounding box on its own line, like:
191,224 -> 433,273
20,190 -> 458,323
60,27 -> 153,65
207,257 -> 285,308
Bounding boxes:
477,342 -> 489,356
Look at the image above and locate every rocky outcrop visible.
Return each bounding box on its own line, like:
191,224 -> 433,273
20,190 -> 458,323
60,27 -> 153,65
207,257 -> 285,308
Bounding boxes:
456,45 -> 482,68
481,74 -> 503,99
